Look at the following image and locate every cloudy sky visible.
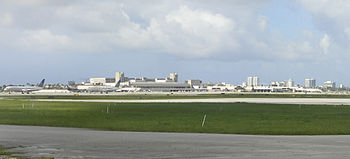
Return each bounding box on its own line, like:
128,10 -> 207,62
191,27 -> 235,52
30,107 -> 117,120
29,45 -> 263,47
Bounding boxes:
0,0 -> 349,86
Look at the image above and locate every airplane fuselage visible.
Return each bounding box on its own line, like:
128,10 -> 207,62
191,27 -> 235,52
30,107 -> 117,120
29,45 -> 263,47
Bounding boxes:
4,86 -> 43,92
87,86 -> 119,92
4,79 -> 45,93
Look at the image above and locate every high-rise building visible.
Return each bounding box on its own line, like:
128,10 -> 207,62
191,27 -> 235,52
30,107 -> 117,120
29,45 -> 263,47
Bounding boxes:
169,73 -> 178,82
247,77 -> 253,86
115,72 -> 125,83
253,76 -> 259,86
287,79 -> 294,88
247,76 -> 259,87
305,78 -> 316,88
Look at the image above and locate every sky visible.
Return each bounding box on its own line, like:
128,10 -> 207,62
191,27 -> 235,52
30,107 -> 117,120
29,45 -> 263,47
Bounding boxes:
0,0 -> 350,86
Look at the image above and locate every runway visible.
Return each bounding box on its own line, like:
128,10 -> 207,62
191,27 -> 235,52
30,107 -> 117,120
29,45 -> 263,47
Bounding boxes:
0,125 -> 350,159
32,98 -> 350,105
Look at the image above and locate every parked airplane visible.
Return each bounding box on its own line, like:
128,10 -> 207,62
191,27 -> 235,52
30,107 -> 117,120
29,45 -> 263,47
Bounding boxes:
67,86 -> 80,92
116,87 -> 141,92
4,79 -> 45,93
86,86 -> 120,93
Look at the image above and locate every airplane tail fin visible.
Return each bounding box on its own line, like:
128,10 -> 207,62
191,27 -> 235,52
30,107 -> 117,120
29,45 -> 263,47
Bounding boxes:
38,79 -> 45,87
115,80 -> 121,87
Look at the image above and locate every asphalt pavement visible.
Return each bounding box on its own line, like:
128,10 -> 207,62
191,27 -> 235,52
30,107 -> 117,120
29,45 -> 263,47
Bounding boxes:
1,125 -> 350,159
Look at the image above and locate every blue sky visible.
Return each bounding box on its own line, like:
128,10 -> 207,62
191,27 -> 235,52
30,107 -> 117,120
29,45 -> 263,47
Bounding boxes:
0,0 -> 349,86
260,0 -> 316,39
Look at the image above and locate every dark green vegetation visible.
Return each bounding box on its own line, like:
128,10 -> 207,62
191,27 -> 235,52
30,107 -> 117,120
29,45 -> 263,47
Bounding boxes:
2,93 -> 350,100
1,100 -> 350,135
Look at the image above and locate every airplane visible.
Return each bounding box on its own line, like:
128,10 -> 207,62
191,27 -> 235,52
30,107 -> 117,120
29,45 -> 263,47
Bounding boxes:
116,87 -> 141,92
4,79 -> 45,93
67,85 -> 81,93
86,86 -> 120,93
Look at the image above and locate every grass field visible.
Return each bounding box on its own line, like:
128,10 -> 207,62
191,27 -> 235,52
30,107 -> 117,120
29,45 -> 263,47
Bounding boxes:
1,100 -> 350,135
2,93 -> 350,100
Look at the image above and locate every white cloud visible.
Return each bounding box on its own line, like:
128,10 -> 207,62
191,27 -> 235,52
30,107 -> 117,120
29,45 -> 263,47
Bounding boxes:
0,0 -> 69,7
320,34 -> 330,54
301,30 -> 314,40
112,4 -> 324,61
0,0 -> 333,62
0,13 -> 13,27
257,16 -> 267,31
295,0 -> 350,19
295,0 -> 350,56
115,5 -> 239,58
20,29 -> 70,52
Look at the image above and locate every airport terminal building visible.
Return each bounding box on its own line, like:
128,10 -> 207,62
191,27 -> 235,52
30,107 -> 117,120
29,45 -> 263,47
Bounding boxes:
83,72 -> 193,92
129,82 -> 192,92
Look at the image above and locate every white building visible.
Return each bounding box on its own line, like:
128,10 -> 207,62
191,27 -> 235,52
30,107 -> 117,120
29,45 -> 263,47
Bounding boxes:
129,82 -> 192,92
247,76 -> 259,87
247,77 -> 253,86
89,78 -> 116,86
169,73 -> 178,82
270,81 -> 286,87
115,72 -> 125,83
206,83 -> 236,91
84,72 -> 192,92
186,80 -> 202,86
324,81 -> 336,88
253,76 -> 259,86
287,79 -> 294,88
90,78 -> 106,85
305,78 -> 316,88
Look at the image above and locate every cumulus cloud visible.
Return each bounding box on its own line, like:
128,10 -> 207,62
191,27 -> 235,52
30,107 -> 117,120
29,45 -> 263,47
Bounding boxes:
295,0 -> 350,56
115,6 -> 239,58
0,0 -> 332,61
20,29 -> 70,52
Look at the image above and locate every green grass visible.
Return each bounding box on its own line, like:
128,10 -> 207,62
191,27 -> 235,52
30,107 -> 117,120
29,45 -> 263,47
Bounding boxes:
2,93 -> 350,100
1,100 -> 350,135
0,146 -> 25,159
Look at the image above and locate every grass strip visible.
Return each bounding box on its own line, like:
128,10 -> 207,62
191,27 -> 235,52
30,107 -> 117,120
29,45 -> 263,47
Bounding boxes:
1,100 -> 350,135
2,93 -> 350,100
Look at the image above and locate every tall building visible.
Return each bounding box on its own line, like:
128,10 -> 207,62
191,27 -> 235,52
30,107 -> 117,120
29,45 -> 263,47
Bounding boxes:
247,76 -> 259,87
253,76 -> 259,86
115,72 -> 125,83
287,79 -> 294,88
305,78 -> 316,88
169,73 -> 178,82
247,77 -> 253,86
